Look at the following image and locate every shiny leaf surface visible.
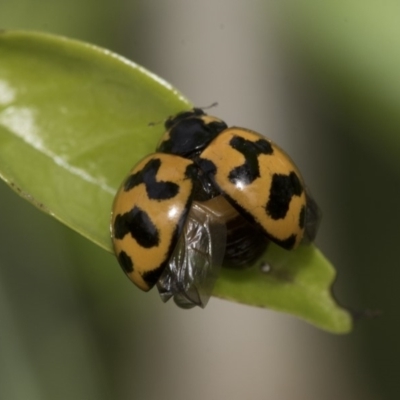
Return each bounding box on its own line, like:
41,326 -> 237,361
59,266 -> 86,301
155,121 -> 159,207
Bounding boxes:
0,30 -> 189,249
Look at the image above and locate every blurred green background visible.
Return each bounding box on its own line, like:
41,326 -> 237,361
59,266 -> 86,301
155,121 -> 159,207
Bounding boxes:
0,1 -> 398,399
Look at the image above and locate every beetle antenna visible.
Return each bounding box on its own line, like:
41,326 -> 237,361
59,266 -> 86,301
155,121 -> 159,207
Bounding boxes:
198,102 -> 218,110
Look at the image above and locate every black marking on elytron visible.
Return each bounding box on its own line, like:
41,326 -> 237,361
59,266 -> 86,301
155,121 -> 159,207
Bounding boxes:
118,251 -> 134,273
266,172 -> 304,220
228,136 -> 274,186
220,192 -> 298,250
272,234 -> 297,250
114,206 -> 160,248
158,117 -> 227,157
141,184 -> 195,288
299,205 -> 306,229
142,263 -> 167,288
124,158 -> 180,201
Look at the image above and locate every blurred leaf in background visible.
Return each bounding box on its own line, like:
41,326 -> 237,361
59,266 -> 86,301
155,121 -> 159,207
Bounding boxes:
281,0 -> 400,171
0,0 -> 126,50
278,0 -> 400,396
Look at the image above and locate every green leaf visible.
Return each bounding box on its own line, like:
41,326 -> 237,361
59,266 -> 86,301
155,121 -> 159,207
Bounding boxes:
0,30 -> 190,249
281,1 -> 400,169
0,31 -> 352,333
214,243 -> 352,334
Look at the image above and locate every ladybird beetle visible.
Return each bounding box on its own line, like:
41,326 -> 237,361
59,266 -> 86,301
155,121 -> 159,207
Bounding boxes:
111,108 -> 321,308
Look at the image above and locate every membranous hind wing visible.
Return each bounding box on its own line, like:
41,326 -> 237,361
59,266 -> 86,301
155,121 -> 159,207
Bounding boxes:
157,200 -> 227,308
